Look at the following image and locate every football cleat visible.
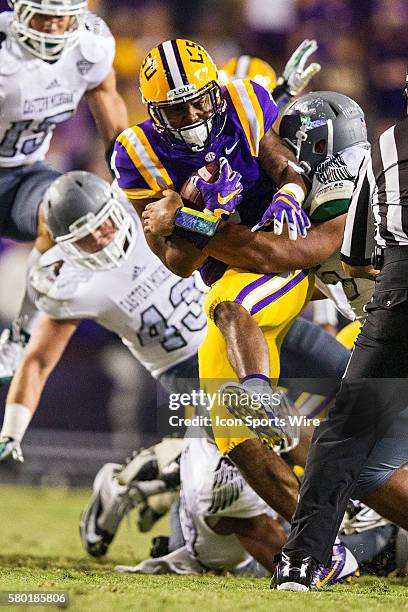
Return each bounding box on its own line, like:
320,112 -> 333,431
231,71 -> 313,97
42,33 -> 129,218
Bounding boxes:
314,541 -> 360,588
80,440 -> 183,557
0,437 -> 24,463
80,463 -> 140,557
137,496 -> 175,533
341,503 -> 395,576
340,501 -> 390,535
150,535 -> 170,558
220,382 -> 287,445
117,437 -> 183,487
272,551 -> 318,591
0,321 -> 30,385
137,502 -> 165,533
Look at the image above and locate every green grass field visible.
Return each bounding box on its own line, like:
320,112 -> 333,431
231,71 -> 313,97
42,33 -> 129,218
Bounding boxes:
1,486 -> 408,611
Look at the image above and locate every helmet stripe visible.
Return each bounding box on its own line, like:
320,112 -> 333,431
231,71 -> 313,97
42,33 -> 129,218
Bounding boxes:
161,40 -> 186,89
326,118 -> 334,156
158,43 -> 176,90
235,56 -> 251,79
171,39 -> 189,85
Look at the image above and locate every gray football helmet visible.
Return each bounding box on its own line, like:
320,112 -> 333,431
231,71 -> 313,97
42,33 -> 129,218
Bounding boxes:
279,91 -> 368,174
44,171 -> 137,271
8,0 -> 87,61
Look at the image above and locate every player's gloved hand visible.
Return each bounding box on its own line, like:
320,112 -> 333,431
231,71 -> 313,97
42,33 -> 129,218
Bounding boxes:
278,39 -> 321,96
0,320 -> 30,386
252,184 -> 311,240
192,157 -> 243,219
0,437 -> 24,463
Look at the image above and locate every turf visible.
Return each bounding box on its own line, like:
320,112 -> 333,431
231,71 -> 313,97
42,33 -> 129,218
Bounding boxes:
1,486 -> 408,611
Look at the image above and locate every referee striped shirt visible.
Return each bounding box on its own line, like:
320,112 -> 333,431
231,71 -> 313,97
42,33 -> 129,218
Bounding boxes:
341,117 -> 408,265
340,148 -> 375,265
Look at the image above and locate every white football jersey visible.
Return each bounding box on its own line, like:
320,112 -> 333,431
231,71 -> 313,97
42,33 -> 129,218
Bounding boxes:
180,435 -> 276,570
29,214 -> 207,378
304,144 -> 374,320
0,11 -> 115,167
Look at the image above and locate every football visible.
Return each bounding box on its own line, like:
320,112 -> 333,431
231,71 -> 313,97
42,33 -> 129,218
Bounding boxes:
179,161 -> 220,209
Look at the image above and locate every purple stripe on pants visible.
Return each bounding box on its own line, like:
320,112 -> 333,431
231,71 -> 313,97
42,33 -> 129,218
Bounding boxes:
235,273 -> 276,304
250,271 -> 307,315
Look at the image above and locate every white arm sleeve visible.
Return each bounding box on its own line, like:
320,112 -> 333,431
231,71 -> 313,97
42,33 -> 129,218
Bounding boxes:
312,299 -> 338,327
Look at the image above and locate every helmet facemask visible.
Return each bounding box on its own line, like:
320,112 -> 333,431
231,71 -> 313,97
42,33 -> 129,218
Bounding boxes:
10,0 -> 87,62
147,81 -> 226,151
55,198 -> 136,271
280,111 -> 337,175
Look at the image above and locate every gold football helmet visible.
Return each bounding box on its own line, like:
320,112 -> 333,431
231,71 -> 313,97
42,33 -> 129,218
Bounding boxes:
140,39 -> 226,150
220,56 -> 277,91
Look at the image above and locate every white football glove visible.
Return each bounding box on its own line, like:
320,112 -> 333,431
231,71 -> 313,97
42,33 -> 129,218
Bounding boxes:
0,437 -> 24,463
278,39 -> 321,97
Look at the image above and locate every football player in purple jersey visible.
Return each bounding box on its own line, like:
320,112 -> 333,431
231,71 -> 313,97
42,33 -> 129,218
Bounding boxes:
112,39 -> 323,530
114,42 -> 312,430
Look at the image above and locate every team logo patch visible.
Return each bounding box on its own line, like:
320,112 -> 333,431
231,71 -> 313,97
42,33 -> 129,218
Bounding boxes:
76,59 -> 94,75
142,53 -> 158,81
225,140 -> 239,155
205,152 -> 216,162
132,265 -> 145,281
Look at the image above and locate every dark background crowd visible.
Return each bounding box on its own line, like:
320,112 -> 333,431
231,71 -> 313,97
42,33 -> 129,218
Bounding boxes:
0,0 -> 406,483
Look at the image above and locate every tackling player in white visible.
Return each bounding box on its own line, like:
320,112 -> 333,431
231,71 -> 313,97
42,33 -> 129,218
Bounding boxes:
0,171 -> 207,462
0,0 -> 128,376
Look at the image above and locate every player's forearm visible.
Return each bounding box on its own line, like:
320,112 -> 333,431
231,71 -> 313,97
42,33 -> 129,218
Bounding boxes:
258,129 -> 307,195
342,262 -> 379,281
86,86 -> 128,146
145,232 -> 206,278
6,316 -> 79,413
146,217 -> 341,277
205,221 -> 342,273
6,353 -> 54,413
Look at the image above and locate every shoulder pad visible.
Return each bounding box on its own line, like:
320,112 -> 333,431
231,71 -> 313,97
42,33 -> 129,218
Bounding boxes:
0,16 -> 22,76
79,12 -> 114,63
29,248 -> 92,301
0,11 -> 12,33
224,78 -> 276,156
0,47 -> 21,75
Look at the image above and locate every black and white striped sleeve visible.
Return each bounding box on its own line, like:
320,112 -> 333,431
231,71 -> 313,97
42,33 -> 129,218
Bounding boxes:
340,155 -> 375,266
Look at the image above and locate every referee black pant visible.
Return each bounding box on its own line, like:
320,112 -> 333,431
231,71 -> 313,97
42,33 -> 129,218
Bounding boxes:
284,247 -> 408,566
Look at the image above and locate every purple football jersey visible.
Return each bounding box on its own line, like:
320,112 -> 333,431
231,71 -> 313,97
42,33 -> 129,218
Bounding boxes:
114,79 -> 279,284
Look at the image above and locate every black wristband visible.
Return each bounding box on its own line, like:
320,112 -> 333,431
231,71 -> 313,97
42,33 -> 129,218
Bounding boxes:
172,225 -> 214,250
105,140 -> 116,178
272,83 -> 293,110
